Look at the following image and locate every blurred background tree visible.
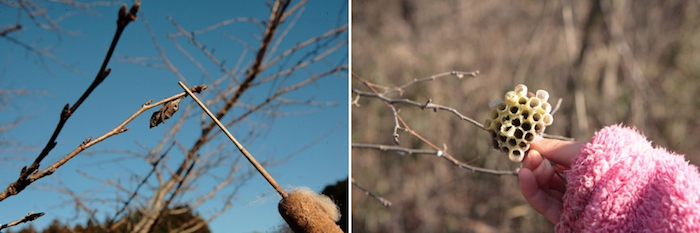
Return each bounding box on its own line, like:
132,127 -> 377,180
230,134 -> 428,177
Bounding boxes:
352,0 -> 700,232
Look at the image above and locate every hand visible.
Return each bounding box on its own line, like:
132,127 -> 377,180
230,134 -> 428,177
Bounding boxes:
518,138 -> 583,223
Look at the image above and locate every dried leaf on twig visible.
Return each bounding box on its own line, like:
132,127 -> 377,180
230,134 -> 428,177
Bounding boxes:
150,97 -> 183,128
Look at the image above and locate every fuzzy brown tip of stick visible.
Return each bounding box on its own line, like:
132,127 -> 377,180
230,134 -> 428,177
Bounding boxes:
278,188 -> 342,233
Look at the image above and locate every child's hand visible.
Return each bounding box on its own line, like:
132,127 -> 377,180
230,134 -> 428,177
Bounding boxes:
518,138 -> 583,223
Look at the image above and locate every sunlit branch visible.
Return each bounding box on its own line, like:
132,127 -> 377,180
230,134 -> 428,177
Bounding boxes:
0,212 -> 45,230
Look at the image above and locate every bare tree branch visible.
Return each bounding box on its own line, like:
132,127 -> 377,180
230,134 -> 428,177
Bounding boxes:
0,212 -> 45,230
166,17 -> 264,39
352,143 -> 444,156
351,178 -> 391,208
141,11 -> 188,84
167,16 -> 240,84
105,142 -> 175,231
262,24 -> 348,71
0,0 -> 141,203
0,25 -> 21,36
393,70 -> 480,95
353,143 -> 518,176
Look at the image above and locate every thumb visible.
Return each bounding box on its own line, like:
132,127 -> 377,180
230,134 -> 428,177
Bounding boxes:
529,138 -> 584,167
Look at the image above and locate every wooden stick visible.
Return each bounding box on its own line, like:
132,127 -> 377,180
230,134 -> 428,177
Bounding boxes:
178,81 -> 288,198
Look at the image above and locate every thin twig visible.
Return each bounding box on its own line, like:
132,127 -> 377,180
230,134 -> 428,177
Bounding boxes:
168,16 -> 238,83
166,17 -> 263,39
0,24 -> 21,36
352,143 -> 441,156
440,154 -> 517,175
179,81 -> 288,198
541,133 -> 575,141
389,70 -> 479,95
106,142 -> 175,230
351,178 -> 391,207
0,212 -> 45,230
551,97 -> 563,115
0,34 -> 79,72
351,88 -> 486,130
398,123 -> 517,175
388,104 -> 402,144
262,24 -> 348,70
141,11 -> 188,84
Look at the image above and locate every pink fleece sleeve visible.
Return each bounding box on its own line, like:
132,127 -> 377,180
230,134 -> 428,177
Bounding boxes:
556,125 -> 700,233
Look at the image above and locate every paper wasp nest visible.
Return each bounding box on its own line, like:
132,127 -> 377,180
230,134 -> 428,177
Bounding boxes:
485,84 -> 553,162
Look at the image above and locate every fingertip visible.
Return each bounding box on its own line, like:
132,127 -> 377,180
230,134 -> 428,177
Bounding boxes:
523,149 -> 542,170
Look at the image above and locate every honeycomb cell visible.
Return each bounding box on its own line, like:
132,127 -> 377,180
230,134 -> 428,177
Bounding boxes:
484,119 -> 492,129
514,84 -> 528,95
509,105 -> 521,115
501,115 -> 511,125
532,112 -> 542,122
541,102 -> 552,113
518,140 -> 528,149
492,121 -> 502,130
536,89 -> 550,102
509,149 -> 524,162
508,138 -> 517,147
504,91 -> 518,105
496,102 -> 508,113
518,96 -> 528,105
498,134 -> 507,143
528,97 -> 541,109
534,122 -> 545,134
489,109 -> 498,119
514,128 -> 524,139
512,116 -> 522,127
521,109 -> 530,119
543,114 -> 554,126
503,125 -> 516,137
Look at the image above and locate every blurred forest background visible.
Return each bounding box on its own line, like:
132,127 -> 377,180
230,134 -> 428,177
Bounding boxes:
352,0 -> 700,232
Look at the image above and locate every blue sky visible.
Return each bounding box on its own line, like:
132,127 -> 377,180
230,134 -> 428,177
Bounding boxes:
0,0 -> 348,232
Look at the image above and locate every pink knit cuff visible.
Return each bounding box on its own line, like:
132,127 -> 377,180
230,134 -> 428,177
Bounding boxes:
556,124 -> 700,232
